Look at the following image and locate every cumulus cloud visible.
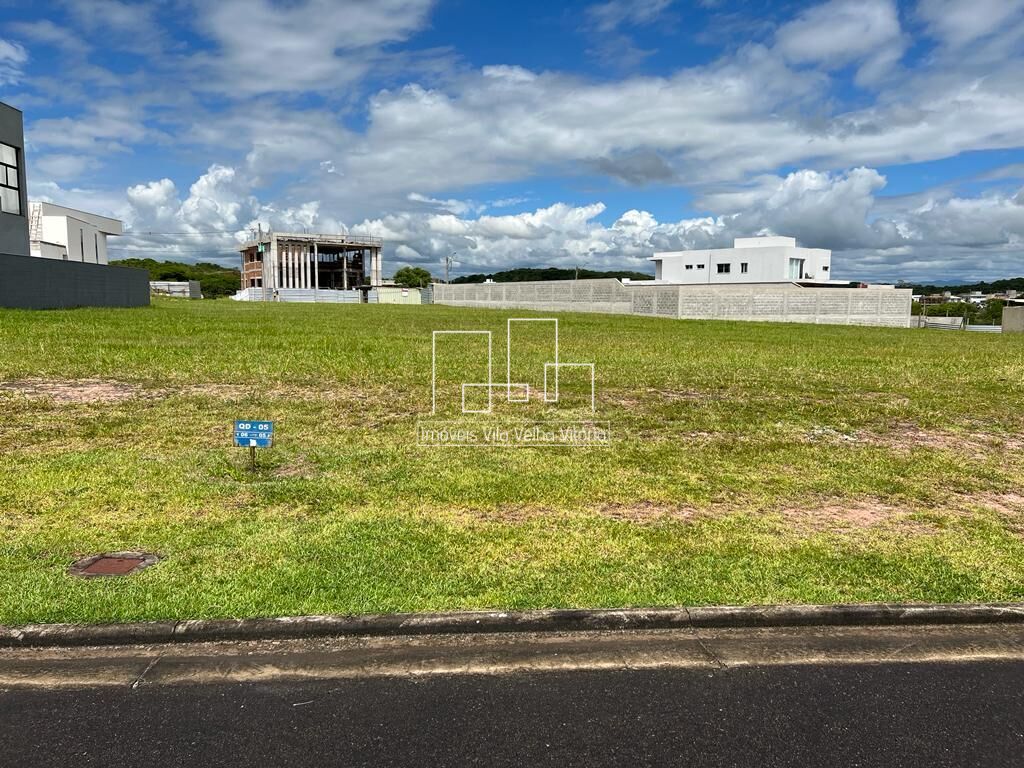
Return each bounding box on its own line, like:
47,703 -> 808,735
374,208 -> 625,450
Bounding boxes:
104,156 -> 1024,283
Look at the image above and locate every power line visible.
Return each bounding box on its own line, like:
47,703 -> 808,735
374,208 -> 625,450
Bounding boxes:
123,230 -> 247,236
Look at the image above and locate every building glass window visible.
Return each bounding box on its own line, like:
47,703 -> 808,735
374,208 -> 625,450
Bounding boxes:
685,264 -> 693,270
717,263 -> 731,274
740,262 -> 748,273
0,142 -> 20,216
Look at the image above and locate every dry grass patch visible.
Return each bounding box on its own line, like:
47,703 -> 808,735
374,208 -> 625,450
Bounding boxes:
0,378 -> 150,404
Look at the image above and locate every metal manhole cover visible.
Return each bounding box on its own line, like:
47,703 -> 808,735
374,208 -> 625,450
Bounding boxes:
68,551 -> 160,578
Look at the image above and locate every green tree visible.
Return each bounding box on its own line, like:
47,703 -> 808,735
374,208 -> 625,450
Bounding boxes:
393,266 -> 432,288
111,258 -> 241,299
977,299 -> 1005,325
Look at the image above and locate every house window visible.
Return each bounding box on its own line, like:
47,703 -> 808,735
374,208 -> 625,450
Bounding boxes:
822,265 -> 829,272
696,264 -> 704,269
717,263 -> 731,274
685,264 -> 693,270
740,262 -> 748,274
0,142 -> 21,216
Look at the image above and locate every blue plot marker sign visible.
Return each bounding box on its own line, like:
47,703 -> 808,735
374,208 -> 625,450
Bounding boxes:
234,420 -> 274,448
235,420 -> 273,469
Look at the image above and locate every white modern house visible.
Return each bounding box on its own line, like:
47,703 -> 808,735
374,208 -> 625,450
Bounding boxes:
650,236 -> 835,285
28,201 -> 123,264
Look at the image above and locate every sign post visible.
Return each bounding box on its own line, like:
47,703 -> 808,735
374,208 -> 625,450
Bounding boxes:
234,420 -> 274,471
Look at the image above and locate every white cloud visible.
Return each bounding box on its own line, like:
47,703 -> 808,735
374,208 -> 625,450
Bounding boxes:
583,0 -> 677,67
0,39 -> 28,85
32,153 -> 100,181
407,193 -> 484,216
585,0 -> 675,33
916,0 -> 1024,47
193,0 -> 436,94
68,155 -> 1023,282
28,100 -> 150,153
774,0 -> 905,84
8,20 -> 89,56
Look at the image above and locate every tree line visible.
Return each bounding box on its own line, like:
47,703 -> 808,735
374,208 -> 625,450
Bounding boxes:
111,258 -> 241,299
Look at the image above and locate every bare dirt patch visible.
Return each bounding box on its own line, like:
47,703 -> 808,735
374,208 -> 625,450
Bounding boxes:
0,378 -> 386,406
271,454 -> 317,479
804,422 -> 1024,455
605,388 -> 728,408
0,378 -> 150,404
966,492 -> 1024,537
452,498 -> 937,535
775,500 -> 938,535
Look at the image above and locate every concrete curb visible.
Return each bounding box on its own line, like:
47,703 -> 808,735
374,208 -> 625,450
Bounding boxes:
3,603 -> 1024,648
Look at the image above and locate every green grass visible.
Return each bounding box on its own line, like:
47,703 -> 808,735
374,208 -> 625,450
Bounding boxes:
1,298 -> 1023,624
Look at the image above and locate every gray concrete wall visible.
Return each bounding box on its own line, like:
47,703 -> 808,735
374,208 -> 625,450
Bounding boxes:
1003,306 -> 1024,333
0,103 -> 29,258
0,252 -> 150,309
433,279 -> 912,328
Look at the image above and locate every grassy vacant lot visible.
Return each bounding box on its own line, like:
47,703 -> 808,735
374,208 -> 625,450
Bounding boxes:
1,298 -> 1023,624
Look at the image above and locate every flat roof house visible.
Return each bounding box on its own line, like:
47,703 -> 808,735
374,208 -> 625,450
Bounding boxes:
650,236 -> 835,285
0,100 -> 147,310
29,201 -> 123,264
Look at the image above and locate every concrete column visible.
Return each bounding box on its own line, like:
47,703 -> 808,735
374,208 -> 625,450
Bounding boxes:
274,239 -> 281,294
371,248 -> 382,287
313,242 -> 319,293
280,243 -> 287,289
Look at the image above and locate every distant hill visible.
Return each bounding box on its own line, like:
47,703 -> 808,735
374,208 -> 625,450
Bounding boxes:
452,267 -> 654,284
111,258 -> 240,298
900,277 -> 1024,294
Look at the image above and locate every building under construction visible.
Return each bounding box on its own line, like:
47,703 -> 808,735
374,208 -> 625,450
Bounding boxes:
238,232 -> 382,299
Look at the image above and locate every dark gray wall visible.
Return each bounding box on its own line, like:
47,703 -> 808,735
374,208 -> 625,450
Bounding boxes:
0,252 -> 150,309
0,102 -> 29,258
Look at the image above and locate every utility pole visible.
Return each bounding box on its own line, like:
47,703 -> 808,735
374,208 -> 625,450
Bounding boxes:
445,252 -> 456,284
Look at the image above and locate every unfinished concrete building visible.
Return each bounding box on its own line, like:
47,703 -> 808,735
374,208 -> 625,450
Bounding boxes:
238,232 -> 382,300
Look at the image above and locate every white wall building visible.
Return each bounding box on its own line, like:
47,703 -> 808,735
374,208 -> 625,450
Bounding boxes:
650,236 -> 835,285
28,201 -> 123,265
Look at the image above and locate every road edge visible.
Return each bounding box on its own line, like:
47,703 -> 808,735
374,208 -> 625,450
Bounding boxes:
3,603 -> 1024,648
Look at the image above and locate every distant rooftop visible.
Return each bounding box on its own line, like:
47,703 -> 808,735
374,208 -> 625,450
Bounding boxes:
733,236 -> 797,249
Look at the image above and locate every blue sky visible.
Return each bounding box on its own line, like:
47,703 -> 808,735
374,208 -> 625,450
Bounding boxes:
1,0 -> 1023,282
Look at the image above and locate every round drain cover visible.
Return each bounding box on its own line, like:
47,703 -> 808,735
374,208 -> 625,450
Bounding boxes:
68,551 -> 160,578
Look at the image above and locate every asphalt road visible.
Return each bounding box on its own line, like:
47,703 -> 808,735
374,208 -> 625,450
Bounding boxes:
3,661 -> 1023,767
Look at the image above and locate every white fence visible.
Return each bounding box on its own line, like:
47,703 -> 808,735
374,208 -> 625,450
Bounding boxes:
231,287 -> 369,303
151,280 -> 201,299
433,279 -> 913,328
917,316 -> 1002,333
